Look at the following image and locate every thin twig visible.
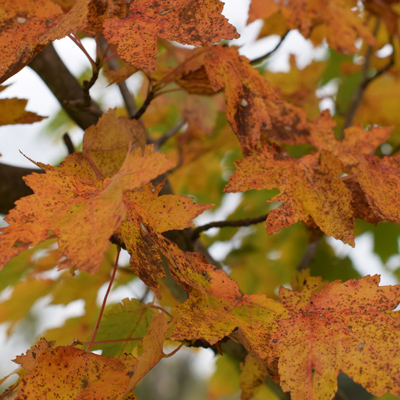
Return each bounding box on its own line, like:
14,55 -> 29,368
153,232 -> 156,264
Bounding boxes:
297,240 -> 320,271
99,37 -> 138,118
62,133 -> 74,155
86,247 -> 121,352
68,34 -> 96,69
154,120 -> 186,150
132,90 -> 154,120
82,64 -> 100,107
250,30 -> 290,65
149,305 -> 173,319
343,21 -> 393,130
191,214 -> 268,241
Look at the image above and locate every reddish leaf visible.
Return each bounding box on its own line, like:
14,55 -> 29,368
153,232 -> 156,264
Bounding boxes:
204,46 -> 314,153
357,154 -> 400,223
270,273 -> 400,399
103,0 -> 239,71
225,143 -> 355,245
204,46 -> 279,154
0,0 -> 90,83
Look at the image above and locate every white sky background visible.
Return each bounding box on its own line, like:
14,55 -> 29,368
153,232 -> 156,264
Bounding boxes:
0,0 -> 399,383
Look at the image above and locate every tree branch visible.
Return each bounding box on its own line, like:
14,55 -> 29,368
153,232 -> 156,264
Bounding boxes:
0,163 -> 39,214
191,214 -> 268,241
154,120 -> 185,150
29,43 -> 102,130
132,89 -> 154,120
62,133 -> 75,155
250,30 -> 290,65
98,37 -> 139,118
343,22 -> 394,130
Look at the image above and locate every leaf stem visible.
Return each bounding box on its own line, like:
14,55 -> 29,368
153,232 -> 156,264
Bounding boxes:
68,34 -> 97,70
191,214 -> 269,241
82,337 -> 142,346
149,305 -> 173,320
86,247 -> 121,352
163,343 -> 184,358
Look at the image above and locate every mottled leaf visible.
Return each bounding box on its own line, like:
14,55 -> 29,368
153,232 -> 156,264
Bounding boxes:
0,98 -> 46,125
225,143 -> 355,245
0,146 -> 174,273
270,273 -> 400,399
248,0 -> 376,54
103,0 -> 238,71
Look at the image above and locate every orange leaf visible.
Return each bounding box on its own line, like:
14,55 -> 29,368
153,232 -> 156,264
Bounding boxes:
204,46 -> 279,154
0,98 -> 46,125
82,109 -> 146,178
103,0 -> 238,71
0,0 -> 90,83
357,154 -> 400,223
270,273 -> 400,399
248,0 -> 377,54
309,110 -> 392,167
120,182 -> 213,297
204,46 -> 313,153
171,252 -> 288,359
0,145 -> 174,273
225,143 -> 355,245
124,313 -> 170,395
12,340 -> 136,400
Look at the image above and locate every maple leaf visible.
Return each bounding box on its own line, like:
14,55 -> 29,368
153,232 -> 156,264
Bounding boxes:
123,313 -> 170,395
264,54 -> 326,119
204,46 -> 279,154
357,154 -> 400,224
225,142 -> 355,245
270,272 -> 400,399
92,298 -> 159,357
247,0 -> 377,54
0,0 -> 90,84
119,180 -> 213,297
171,252 -> 288,359
309,110 -> 392,167
204,46 -> 314,153
240,355 -> 267,400
103,0 -> 239,71
8,339 -> 136,400
0,145 -> 174,274
0,98 -> 46,126
81,109 -> 147,178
